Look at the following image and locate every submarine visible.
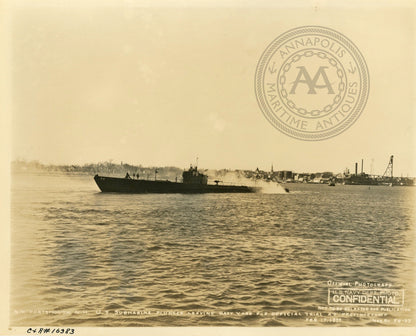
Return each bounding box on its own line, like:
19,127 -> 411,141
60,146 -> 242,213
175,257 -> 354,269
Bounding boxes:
94,165 -> 261,194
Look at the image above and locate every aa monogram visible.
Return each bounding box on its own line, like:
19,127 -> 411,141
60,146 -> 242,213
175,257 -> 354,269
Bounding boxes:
290,66 -> 334,94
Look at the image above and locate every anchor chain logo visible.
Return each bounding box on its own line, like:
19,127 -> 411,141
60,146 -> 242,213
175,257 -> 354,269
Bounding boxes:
255,26 -> 369,141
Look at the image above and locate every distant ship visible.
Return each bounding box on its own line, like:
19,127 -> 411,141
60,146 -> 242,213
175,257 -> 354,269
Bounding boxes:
94,166 -> 261,194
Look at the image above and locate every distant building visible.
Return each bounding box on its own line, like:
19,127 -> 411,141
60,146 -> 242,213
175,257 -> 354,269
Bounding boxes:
310,172 -> 333,183
276,170 -> 293,181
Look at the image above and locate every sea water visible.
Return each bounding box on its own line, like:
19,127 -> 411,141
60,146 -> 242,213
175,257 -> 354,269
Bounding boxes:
10,172 -> 415,326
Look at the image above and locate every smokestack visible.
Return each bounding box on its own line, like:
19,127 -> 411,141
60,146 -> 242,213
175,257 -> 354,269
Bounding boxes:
355,162 -> 358,175
361,159 -> 363,174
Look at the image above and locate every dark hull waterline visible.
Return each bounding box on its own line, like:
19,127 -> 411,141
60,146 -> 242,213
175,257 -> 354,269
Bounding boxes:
94,175 -> 260,194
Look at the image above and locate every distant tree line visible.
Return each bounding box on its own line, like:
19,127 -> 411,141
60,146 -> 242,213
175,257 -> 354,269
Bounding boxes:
11,160 -> 184,180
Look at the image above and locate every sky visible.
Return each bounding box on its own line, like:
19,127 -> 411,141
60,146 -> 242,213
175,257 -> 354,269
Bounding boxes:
8,0 -> 416,176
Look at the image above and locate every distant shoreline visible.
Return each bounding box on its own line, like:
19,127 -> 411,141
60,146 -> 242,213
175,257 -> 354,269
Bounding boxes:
11,160 -> 416,186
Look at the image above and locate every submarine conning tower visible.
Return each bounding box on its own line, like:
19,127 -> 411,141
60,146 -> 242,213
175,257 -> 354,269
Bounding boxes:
182,165 -> 208,185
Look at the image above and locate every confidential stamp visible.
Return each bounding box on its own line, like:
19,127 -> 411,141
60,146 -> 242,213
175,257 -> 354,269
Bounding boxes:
255,26 -> 369,141
328,288 -> 404,306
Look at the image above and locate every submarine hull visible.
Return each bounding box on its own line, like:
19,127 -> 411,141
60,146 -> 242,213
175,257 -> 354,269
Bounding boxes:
94,175 -> 260,194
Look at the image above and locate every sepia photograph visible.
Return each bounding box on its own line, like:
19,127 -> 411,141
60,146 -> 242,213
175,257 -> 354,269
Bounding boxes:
1,0 -> 416,335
